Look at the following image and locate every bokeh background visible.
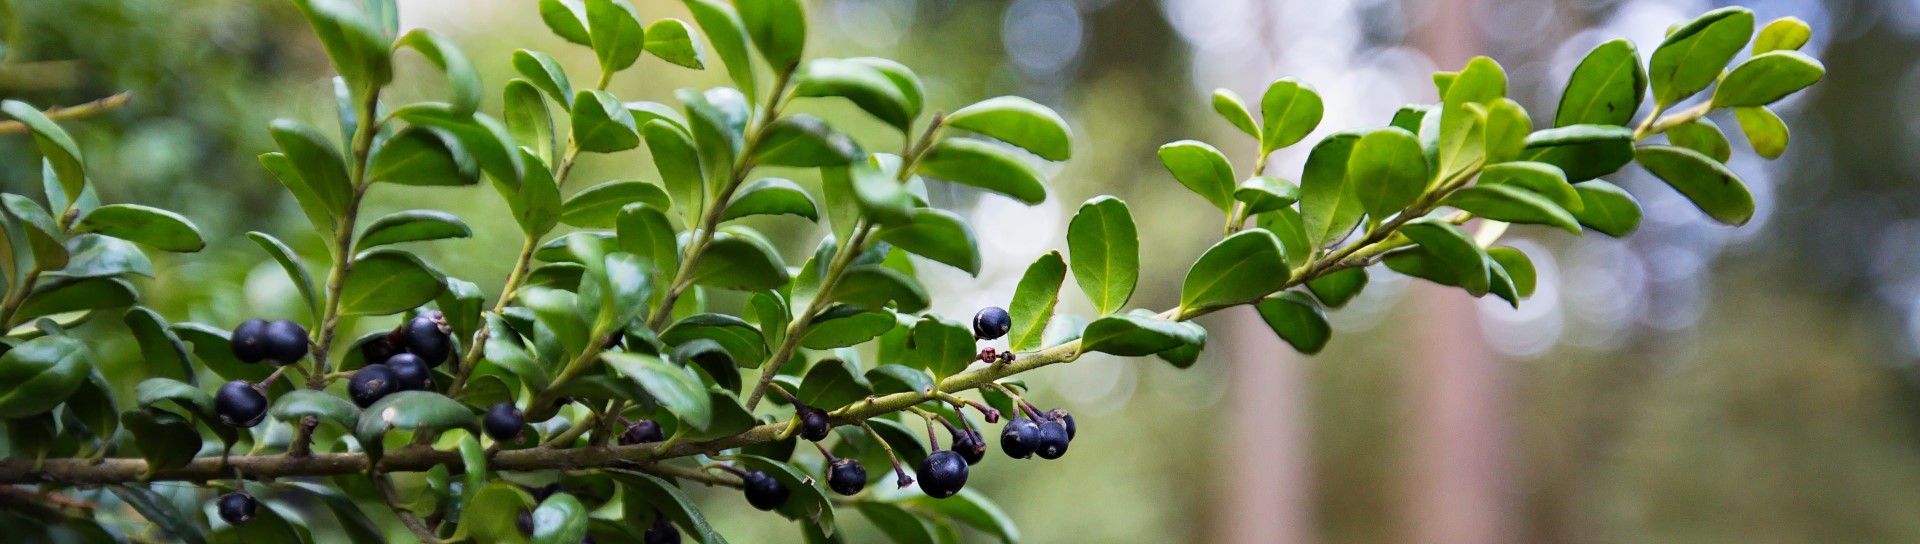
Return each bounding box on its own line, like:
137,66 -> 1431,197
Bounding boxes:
2,0 -> 1913,542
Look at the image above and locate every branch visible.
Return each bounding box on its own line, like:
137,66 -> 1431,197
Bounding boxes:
0,92 -> 133,134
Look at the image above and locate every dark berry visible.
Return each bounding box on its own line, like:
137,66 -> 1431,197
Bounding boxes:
516,510 -> 534,537
214,380 -> 268,428
385,353 -> 431,391
644,511 -> 681,544
1035,418 -> 1070,459
484,402 -> 525,443
1048,408 -> 1076,440
348,364 -> 399,408
402,311 -> 452,367
917,450 -> 969,498
260,320 -> 310,364
360,335 -> 400,366
952,428 -> 987,465
973,307 -> 1011,340
230,319 -> 270,363
826,458 -> 867,496
741,471 -> 789,511
1000,417 -> 1041,459
215,492 -> 257,525
620,419 -> 664,445
797,407 -> 831,442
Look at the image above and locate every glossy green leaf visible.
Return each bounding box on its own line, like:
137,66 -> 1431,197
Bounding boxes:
1233,176 -> 1299,215
1634,145 -> 1754,226
830,265 -> 928,314
269,119 -> 352,218
737,0 -> 807,71
1067,196 -> 1138,315
0,101 -> 85,203
1667,117 -> 1732,163
358,209 -> 472,248
110,484 -> 208,544
915,138 -> 1048,205
124,307 -> 194,383
680,87 -> 750,179
50,235 -> 151,280
912,316 -> 975,377
794,58 -> 913,130
1211,88 -> 1260,139
1008,251 -> 1065,352
394,28 -> 481,115
505,80 -> 556,163
289,0 -> 392,91
901,489 -> 1018,544
586,0 -> 647,74
1255,291 -> 1331,354
644,18 -> 706,69
466,482 -> 537,544
1306,267 -> 1367,309
1442,184 -> 1580,234
355,391 -> 480,462
1522,124 -> 1635,182
501,148 -> 563,235
945,96 -> 1072,161
689,231 -> 790,291
1259,207 -> 1312,266
243,232 -> 320,323
877,208 -> 980,275
485,314 -> 552,390
679,390 -> 756,440
68,204 -> 203,252
539,0 -> 592,45
604,351 -> 712,429
3,194 -> 67,270
616,203 -> 678,273
1555,39 -> 1645,128
1259,77 -> 1324,153
120,410 -> 198,471
1711,50 -> 1825,108
756,114 -> 861,167
1649,7 -> 1755,107
721,177 -> 820,222
369,127 -> 478,186
1397,218 -> 1492,296
1488,246 -> 1537,299
261,152 -> 335,231
1478,161 -> 1580,212
1733,106 -> 1789,159
1299,132 -> 1364,247
339,249 -> 446,316
642,120 -> 704,219
289,481 -> 386,544
847,57 -> 925,121
172,323 -> 272,384
1157,140 -> 1236,211
1348,127 -> 1427,219
866,363 -> 933,396
1753,16 -> 1811,54
16,277 -> 136,325
563,180 -> 671,228
1483,98 -> 1532,163
269,389 -> 361,430
1180,229 -> 1289,313
799,357 -> 872,409
612,471 -> 730,544
661,313 -> 767,368
513,49 -> 574,109
65,372 -> 116,440
1081,312 -> 1205,357
532,493 -> 590,544
573,89 -> 642,153
392,104 -> 526,188
684,0 -> 756,101
802,306 -> 894,350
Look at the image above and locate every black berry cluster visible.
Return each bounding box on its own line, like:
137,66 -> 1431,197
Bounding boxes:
1000,406 -> 1075,460
348,312 -> 453,408
231,319 -> 310,365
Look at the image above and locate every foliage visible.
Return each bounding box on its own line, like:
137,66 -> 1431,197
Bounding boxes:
0,2 -> 1822,542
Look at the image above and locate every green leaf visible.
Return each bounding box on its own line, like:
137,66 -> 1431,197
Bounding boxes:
661,314 -> 767,368
1437,57 -> 1505,177
644,18 -> 706,69
1299,132 -> 1365,247
1478,161 -> 1579,213
794,58 -> 913,130
172,323 -> 272,384
505,80 -> 556,164
1306,267 -> 1367,308
522,286 -> 589,358
612,471 -> 730,544
110,484 -> 208,544
242,232 -> 320,323
485,314 -> 552,390
1180,229 -> 1290,314
721,178 -> 820,222
1348,127 -> 1427,219
289,482 -> 386,544
1008,251 -> 1065,352
563,180 -> 672,228
689,231 -> 790,291
0,334 -> 91,418
1157,140 -> 1236,211
1521,124 -> 1634,182
866,363 -> 932,396
392,104 -> 526,188
733,455 -> 836,534
394,28 -> 481,115
16,277 -> 136,325
269,119 -> 353,218
1711,50 -> 1825,108
679,390 -> 756,440
1258,207 -> 1312,268
289,0 -> 392,91
737,0 -> 807,71
355,391 -> 480,462
802,306 -> 895,350
680,87 -> 751,180
586,0 -> 647,74
1667,118 -> 1732,163
1484,99 -> 1532,163
121,410 -> 198,471
50,235 -> 151,280
1067,196 -> 1138,315
604,352 -> 712,429
858,502 -> 938,544
135,377 -> 214,420
67,372 -> 117,441
1396,218 -> 1492,296
911,316 -> 975,377
616,203 -> 679,273
799,357 -> 872,409
1255,292 -> 1331,354
68,204 -> 203,252
846,58 -> 925,120
1259,77 -> 1324,153
573,89 -> 642,153
829,265 -> 928,313
755,115 -> 862,167
643,120 -> 704,219
1554,39 -> 1646,128
269,389 -> 361,430
684,0 -> 756,101
915,138 -> 1048,205
1733,106 -> 1789,159
3,195 -> 68,270
437,275 -> 484,348
1442,184 -> 1581,234
1233,176 -> 1300,215
1753,16 -> 1812,54
1487,246 -> 1536,299
1081,312 -> 1205,357
877,208 -> 980,275
513,49 -> 575,109
500,148 -> 563,235
901,489 -> 1018,544
0,101 -> 85,203
532,493 -> 591,544
539,0 -> 592,45
1648,7 -> 1755,108
1633,145 -> 1754,226
368,127 -> 478,186
339,249 -> 446,316
465,482 -> 537,544
945,96 -> 1073,161
358,210 -> 472,248
1211,88 -> 1260,139
124,307 -> 194,383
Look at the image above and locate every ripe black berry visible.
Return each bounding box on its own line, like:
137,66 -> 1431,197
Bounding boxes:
215,492 -> 257,525
385,353 -> 431,391
516,510 -> 534,537
620,419 -> 664,445
917,450 -> 969,498
230,319 -> 269,363
348,364 -> 399,408
826,458 -> 867,496
1049,408 -> 1076,440
741,471 -> 789,511
1000,417 -> 1041,459
952,428 -> 987,465
797,406 -> 831,442
484,402 -> 525,443
402,311 -> 452,367
644,511 -> 680,544
260,320 -> 310,364
214,380 -> 268,428
1035,418 -> 1070,459
973,307 -> 1011,340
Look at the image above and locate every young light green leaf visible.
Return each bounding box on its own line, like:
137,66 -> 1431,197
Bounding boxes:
721,177 -> 820,222
684,0 -> 756,100
1211,88 -> 1260,139
945,96 -> 1073,161
915,139 -> 1048,205
1555,39 -> 1645,128
1255,291 -> 1331,354
269,119 -> 353,218
513,49 -> 575,109
793,58 -> 913,130
572,89 -> 642,153
505,80 -> 556,164
289,0 -> 393,91
876,208 -> 980,275
539,0 -> 592,45
1487,246 -> 1536,299
1733,106 -> 1789,159
394,28 -> 482,115
644,18 -> 706,69
339,249 -> 446,316
1158,140 -> 1236,212
1008,251 -> 1066,352
737,0 -> 807,71
1348,127 -> 1427,219
357,210 -> 472,248
1753,16 -> 1811,54
1521,124 -> 1635,182
1667,118 -> 1732,163
1067,196 -> 1138,315
531,493 -> 590,544
1299,132 -> 1365,247
72,204 -> 204,252
562,180 -> 672,228
1478,161 -> 1580,212
586,0 -> 647,74
1234,176 -> 1300,215
1180,229 -> 1289,314
1080,312 -> 1205,357
1259,78 -> 1324,153
1648,7 -> 1755,107
1483,98 -> 1532,163
1443,184 -> 1581,234
1711,51 -> 1825,108
1634,145 -> 1754,226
